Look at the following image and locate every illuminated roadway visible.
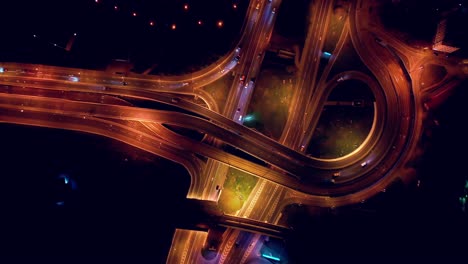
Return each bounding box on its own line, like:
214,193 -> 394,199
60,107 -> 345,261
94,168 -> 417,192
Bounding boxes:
0,2 -> 391,194
0,0 -> 458,196
0,1 -> 399,194
280,0 -> 335,149
0,0 -> 416,232
0,0 -> 466,262
203,0 -> 282,222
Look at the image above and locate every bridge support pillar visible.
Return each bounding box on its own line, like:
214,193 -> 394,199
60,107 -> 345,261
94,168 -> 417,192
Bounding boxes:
200,226 -> 226,260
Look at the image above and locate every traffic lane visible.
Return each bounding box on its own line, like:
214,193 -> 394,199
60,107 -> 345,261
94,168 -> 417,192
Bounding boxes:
279,0 -> 334,146
0,103 -> 205,195
0,92 -> 416,200
0,77 -> 313,168
0,76 -> 370,172
0,79 -> 357,182
0,71 -> 414,196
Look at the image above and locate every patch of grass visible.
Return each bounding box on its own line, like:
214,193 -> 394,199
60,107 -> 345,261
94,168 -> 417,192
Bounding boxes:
308,105 -> 374,158
245,67 -> 294,140
218,168 -> 258,214
218,189 -> 243,214
202,74 -> 234,113
328,79 -> 375,101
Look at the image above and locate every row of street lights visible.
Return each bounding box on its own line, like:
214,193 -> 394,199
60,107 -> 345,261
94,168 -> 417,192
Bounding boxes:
94,0 -> 236,30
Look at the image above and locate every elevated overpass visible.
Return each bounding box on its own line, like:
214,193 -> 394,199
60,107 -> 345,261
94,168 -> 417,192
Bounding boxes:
217,214 -> 291,239
177,199 -> 291,260
179,199 -> 291,240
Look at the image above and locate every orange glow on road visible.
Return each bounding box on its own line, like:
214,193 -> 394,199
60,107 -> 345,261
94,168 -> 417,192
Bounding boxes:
166,229 -> 208,264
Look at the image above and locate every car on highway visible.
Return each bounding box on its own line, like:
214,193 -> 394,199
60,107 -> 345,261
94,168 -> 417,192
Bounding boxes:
361,161 -> 367,167
239,75 -> 246,84
68,75 -> 79,82
352,99 -> 364,107
333,172 -> 341,177
375,37 -> 387,47
171,98 -> 180,103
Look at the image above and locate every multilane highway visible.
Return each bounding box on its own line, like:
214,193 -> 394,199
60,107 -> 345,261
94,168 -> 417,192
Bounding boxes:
0,1 -> 404,194
0,0 -> 458,194
0,57 -> 416,197
0,0 -> 464,262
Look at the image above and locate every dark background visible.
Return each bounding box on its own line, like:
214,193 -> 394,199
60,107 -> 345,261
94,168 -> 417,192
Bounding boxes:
0,0 -> 248,73
1,0 -> 468,262
0,124 -> 191,262
285,80 -> 468,262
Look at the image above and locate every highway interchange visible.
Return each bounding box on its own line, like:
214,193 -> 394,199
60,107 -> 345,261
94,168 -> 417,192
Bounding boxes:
0,0 -> 466,262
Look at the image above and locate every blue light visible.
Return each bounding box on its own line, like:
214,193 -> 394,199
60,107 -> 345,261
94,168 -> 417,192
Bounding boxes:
323,51 -> 331,57
69,76 -> 79,82
59,174 -> 70,185
244,115 -> 254,122
0,67 -> 4,73
262,253 -> 280,261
